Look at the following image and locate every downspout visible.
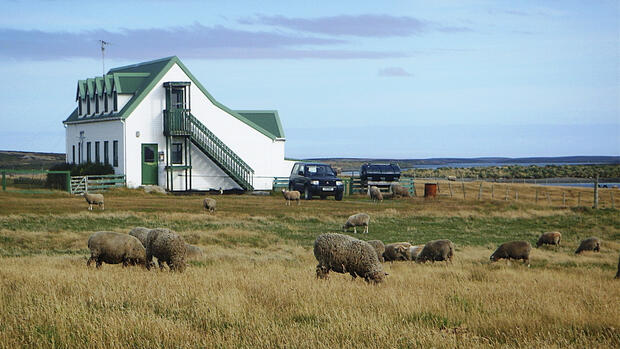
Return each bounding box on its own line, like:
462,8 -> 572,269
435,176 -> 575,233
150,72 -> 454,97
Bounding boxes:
122,119 -> 127,186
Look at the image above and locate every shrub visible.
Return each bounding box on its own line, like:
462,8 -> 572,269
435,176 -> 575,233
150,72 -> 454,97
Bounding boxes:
46,162 -> 115,190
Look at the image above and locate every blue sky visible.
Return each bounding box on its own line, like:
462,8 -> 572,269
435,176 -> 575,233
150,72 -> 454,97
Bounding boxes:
0,0 -> 618,158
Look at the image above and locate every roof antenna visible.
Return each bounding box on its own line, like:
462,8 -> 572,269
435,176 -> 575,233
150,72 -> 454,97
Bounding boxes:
98,40 -> 111,75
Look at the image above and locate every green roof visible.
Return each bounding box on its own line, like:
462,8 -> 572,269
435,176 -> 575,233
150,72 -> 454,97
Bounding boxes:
63,56 -> 283,140
235,111 -> 285,139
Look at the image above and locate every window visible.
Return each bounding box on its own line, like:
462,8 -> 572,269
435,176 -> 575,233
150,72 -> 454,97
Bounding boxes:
95,141 -> 100,163
78,143 -> 82,164
104,141 -> 109,165
72,145 -> 75,164
171,143 -> 183,164
113,92 -> 118,111
95,96 -> 99,114
87,97 -> 91,115
104,94 -> 108,113
78,100 -> 82,115
86,142 -> 91,162
113,140 -> 118,167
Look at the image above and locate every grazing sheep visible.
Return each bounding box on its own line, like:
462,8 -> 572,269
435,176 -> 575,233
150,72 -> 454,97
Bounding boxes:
83,192 -> 104,211
87,231 -> 146,268
447,176 -> 457,181
407,245 -> 425,261
369,186 -> 383,203
536,231 -> 562,248
128,226 -> 150,247
390,183 -> 410,198
416,240 -> 455,263
574,237 -> 601,254
367,240 -> 385,262
490,240 -> 531,267
342,213 -> 370,234
185,244 -> 204,261
281,189 -> 301,206
314,233 -> 387,283
383,242 -> 412,262
145,228 -> 187,272
203,198 -> 217,212
615,254 -> 620,279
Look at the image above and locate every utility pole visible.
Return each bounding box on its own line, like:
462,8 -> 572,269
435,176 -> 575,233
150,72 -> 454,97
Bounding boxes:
99,40 -> 110,75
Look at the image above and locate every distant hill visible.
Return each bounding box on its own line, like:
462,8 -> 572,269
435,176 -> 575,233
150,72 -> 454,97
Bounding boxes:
0,151 -> 65,170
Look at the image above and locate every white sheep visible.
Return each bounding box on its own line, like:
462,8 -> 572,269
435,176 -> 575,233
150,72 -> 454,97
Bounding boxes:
342,213 -> 370,234
83,192 -> 104,211
203,198 -> 216,212
281,189 -> 301,206
369,186 -> 383,203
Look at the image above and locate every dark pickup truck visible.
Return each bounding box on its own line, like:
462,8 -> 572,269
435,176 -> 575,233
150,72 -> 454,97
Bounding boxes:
288,162 -> 344,201
360,163 -> 401,183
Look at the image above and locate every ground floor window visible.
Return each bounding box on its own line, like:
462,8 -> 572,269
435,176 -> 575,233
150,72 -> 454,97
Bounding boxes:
104,141 -> 109,165
72,145 -> 75,164
172,143 -> 183,164
113,140 -> 118,167
86,142 -> 91,162
95,141 -> 100,163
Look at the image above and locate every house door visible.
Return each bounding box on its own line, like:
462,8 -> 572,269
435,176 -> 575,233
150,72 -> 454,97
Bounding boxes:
141,144 -> 158,185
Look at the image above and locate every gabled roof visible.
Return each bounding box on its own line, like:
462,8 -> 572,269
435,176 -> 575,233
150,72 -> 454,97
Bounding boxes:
235,111 -> 285,139
63,56 -> 283,140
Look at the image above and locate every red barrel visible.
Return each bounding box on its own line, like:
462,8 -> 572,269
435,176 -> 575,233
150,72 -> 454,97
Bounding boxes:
424,183 -> 438,198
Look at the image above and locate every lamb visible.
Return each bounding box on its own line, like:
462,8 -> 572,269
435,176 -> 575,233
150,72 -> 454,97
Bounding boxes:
536,231 -> 562,247
203,198 -> 217,212
383,242 -> 412,262
314,233 -> 387,283
369,186 -> 383,203
416,240 -> 455,263
407,245 -> 425,261
390,183 -> 410,198
367,240 -> 385,262
185,244 -> 204,261
145,228 -> 187,272
281,189 -> 301,206
490,240 -> 531,267
87,231 -> 146,268
83,192 -> 104,211
128,226 -> 150,247
342,213 -> 370,234
574,237 -> 601,254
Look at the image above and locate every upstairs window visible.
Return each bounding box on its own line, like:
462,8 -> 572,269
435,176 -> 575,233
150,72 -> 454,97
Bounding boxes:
87,97 -> 91,115
104,94 -> 109,113
78,99 -> 82,115
171,143 -> 183,164
113,92 -> 118,111
95,96 -> 99,114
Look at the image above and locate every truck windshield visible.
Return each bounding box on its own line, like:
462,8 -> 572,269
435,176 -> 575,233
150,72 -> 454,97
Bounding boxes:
305,165 -> 335,177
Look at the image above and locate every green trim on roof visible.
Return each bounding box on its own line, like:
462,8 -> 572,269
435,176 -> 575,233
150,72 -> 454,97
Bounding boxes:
64,56 -> 284,140
86,78 -> 95,99
234,110 -> 285,139
94,77 -> 103,97
76,80 -> 86,100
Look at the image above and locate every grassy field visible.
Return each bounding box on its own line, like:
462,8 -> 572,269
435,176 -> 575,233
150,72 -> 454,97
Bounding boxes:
0,186 -> 619,348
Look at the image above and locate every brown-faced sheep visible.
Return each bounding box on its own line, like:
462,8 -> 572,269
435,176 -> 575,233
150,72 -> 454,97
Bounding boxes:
185,244 -> 204,261
128,226 -> 150,247
390,183 -> 410,198
203,198 -> 217,212
407,245 -> 425,261
342,213 -> 370,234
87,231 -> 146,268
281,189 -> 301,206
383,242 -> 412,262
145,228 -> 187,272
575,237 -> 601,254
367,240 -> 385,262
490,240 -> 531,267
416,240 -> 455,263
314,233 -> 387,283
83,192 -> 104,211
536,231 -> 562,247
369,186 -> 383,203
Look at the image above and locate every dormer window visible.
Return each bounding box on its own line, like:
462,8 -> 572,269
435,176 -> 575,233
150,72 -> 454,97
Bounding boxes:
95,95 -> 99,114
87,97 -> 91,115
78,98 -> 82,115
104,93 -> 109,113
113,92 -> 118,111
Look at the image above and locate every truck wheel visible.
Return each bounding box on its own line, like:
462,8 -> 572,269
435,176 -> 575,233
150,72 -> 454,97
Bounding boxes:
335,191 -> 343,201
304,186 -> 312,200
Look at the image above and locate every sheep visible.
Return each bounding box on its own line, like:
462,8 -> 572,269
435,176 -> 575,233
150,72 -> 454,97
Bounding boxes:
128,226 -> 150,247
574,237 -> 601,254
314,233 -> 387,283
281,189 -> 301,206
83,192 -> 104,211
87,231 -> 146,268
416,240 -> 455,263
203,198 -> 217,212
342,213 -> 370,234
536,231 -> 562,248
383,242 -> 412,262
369,186 -> 383,203
390,183 -> 410,198
145,228 -> 187,272
185,244 -> 204,261
407,245 -> 425,261
367,240 -> 385,262
490,240 -> 531,267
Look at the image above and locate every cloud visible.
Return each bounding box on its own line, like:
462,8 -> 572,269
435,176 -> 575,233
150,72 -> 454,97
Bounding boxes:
0,24 -> 407,60
378,67 -> 412,77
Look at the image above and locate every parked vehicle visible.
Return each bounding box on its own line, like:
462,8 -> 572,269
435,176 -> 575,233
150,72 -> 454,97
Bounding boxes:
360,163 -> 401,185
289,162 -> 344,201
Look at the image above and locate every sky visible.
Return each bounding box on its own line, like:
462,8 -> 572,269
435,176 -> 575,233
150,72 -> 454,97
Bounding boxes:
0,0 -> 618,158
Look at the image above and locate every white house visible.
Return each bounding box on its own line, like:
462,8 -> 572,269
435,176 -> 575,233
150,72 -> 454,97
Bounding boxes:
63,56 -> 294,191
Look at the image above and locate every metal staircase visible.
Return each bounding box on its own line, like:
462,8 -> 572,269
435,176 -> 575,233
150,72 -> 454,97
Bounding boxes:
164,109 -> 254,191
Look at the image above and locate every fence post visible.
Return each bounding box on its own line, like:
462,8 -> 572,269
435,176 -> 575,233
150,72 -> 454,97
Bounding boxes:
577,192 -> 581,207
535,189 -> 539,204
515,191 -> 518,201
478,182 -> 483,200
65,171 -> 71,193
546,192 -> 551,205
562,192 -> 566,207
1,171 -> 5,191
449,182 -> 453,198
491,184 -> 494,199
462,181 -> 466,200
593,175 -> 599,209
85,176 -> 88,193
505,188 -> 509,201
611,191 -> 615,209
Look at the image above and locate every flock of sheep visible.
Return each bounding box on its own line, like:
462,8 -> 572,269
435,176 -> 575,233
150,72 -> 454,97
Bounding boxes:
82,190 -> 619,282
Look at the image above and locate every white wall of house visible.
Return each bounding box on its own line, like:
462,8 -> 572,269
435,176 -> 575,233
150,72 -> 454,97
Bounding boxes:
65,119 -> 124,174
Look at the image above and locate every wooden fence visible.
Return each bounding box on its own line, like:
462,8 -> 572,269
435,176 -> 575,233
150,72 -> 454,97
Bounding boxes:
71,174 -> 125,194
272,177 -> 416,196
